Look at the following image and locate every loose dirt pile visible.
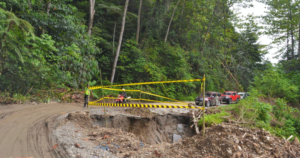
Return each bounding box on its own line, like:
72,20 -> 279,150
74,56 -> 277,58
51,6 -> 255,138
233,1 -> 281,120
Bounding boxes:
124,108 -> 155,118
67,111 -> 93,127
161,124 -> 300,158
65,111 -> 300,158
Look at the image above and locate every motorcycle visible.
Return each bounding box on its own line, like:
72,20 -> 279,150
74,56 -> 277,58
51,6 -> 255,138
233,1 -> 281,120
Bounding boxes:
115,94 -> 124,103
115,95 -> 131,103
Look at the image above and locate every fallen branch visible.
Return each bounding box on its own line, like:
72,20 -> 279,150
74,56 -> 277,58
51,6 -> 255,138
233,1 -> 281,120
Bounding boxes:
191,110 -> 201,134
287,135 -> 293,141
25,86 -> 33,96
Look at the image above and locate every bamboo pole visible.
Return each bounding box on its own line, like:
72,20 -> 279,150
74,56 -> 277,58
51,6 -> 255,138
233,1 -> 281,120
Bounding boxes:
88,94 -> 90,115
202,74 -> 205,137
100,69 -> 107,128
139,84 -> 142,103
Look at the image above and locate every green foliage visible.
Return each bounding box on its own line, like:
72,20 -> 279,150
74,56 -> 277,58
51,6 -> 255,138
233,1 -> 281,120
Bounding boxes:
12,93 -> 27,103
255,102 -> 272,123
226,90 -> 300,140
198,111 -> 230,127
0,0 -> 269,103
273,98 -> 288,121
251,65 -> 299,103
261,0 -> 300,60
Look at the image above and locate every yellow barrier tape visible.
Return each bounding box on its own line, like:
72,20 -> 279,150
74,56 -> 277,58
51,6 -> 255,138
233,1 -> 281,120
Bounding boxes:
88,102 -> 204,110
89,97 -> 104,103
91,97 -> 187,105
132,98 -> 187,105
102,88 -> 141,92
99,88 -> 185,103
141,91 -> 185,103
90,79 -> 203,90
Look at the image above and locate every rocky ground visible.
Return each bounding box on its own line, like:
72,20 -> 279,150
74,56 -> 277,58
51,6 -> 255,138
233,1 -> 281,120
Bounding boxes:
52,107 -> 300,158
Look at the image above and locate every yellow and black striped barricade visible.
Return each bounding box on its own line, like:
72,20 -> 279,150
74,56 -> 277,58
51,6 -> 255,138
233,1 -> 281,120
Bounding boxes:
88,102 -> 204,110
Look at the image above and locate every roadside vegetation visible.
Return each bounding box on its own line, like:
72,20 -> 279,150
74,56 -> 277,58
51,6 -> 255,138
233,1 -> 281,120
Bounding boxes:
202,65 -> 300,140
0,0 -> 268,103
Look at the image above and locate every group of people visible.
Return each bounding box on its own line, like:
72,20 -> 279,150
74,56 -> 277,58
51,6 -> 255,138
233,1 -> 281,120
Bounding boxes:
83,84 -> 127,108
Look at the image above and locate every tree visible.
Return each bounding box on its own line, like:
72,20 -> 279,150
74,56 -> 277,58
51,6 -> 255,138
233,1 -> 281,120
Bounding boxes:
164,0 -> 180,43
0,8 -> 34,63
88,0 -> 95,35
261,0 -> 299,60
136,0 -> 142,44
110,0 -> 129,84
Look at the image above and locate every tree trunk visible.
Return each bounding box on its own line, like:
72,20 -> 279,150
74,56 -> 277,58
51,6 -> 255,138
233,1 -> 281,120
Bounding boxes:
113,20 -> 116,57
164,0 -> 181,43
88,0 -> 96,35
136,0 -> 142,44
46,1 -> 51,16
200,5 -> 216,55
291,28 -> 294,59
110,0 -> 129,84
287,31 -> 289,61
298,22 -> 300,59
289,9 -> 294,59
28,0 -> 31,10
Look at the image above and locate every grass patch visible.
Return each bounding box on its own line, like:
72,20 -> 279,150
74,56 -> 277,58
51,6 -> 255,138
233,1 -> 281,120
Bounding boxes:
198,111 -> 230,127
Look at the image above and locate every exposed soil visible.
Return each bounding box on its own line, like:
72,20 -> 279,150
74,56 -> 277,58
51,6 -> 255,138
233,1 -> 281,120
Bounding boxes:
258,97 -> 277,106
172,124 -> 300,158
1,103 -> 299,158
66,112 -> 300,158
90,113 -> 195,144
124,108 -> 155,118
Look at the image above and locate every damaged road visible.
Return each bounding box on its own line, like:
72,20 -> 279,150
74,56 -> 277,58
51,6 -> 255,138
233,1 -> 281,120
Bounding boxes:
1,103 -> 299,158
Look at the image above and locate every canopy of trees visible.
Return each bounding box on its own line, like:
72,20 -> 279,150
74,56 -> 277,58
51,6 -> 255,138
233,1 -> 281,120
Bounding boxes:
0,0 -> 299,102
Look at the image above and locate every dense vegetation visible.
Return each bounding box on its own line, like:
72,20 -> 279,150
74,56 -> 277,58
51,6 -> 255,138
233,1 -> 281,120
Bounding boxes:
209,89 -> 300,141
0,0 -> 299,104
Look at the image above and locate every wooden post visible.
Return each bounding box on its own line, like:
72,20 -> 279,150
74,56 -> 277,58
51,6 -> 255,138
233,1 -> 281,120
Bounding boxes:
202,74 -> 205,137
88,95 -> 90,115
139,84 -> 142,103
100,69 -> 107,128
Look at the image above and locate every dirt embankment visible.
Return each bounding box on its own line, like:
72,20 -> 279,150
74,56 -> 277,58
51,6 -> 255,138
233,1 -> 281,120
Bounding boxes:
62,108 -> 300,158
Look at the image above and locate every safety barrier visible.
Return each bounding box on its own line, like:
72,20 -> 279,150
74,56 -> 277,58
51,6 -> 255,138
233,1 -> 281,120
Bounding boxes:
90,79 -> 204,90
97,88 -> 185,103
88,102 -> 204,110
90,97 -> 187,105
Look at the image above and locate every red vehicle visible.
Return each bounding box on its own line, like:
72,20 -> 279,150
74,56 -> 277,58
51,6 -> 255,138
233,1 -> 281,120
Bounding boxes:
115,94 -> 124,103
221,91 -> 240,104
195,91 -> 221,107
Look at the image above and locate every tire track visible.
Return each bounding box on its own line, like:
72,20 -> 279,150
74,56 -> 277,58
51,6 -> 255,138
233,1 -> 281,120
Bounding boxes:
0,103 -> 82,158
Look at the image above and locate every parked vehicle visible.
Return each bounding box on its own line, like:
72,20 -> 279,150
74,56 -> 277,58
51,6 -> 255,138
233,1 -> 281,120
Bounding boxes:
195,91 -> 221,107
238,92 -> 250,99
221,91 -> 240,104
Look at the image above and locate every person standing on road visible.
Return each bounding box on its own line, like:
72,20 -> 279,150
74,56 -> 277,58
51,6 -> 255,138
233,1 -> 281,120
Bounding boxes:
83,83 -> 92,108
215,95 -> 220,107
121,88 -> 127,103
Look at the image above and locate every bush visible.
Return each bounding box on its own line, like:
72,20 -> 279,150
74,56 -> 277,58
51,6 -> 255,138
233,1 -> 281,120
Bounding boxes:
255,102 -> 272,123
273,98 -> 288,121
198,111 -> 230,127
251,66 -> 299,103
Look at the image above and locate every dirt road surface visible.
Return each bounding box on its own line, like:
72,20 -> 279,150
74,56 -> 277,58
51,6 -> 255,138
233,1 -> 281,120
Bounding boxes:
0,103 -> 83,158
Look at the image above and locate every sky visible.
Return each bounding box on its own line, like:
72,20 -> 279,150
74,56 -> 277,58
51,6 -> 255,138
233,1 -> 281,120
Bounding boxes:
232,1 -> 280,63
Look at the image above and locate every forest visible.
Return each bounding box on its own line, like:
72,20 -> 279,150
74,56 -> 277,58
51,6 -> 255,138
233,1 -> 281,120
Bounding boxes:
0,0 -> 299,103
